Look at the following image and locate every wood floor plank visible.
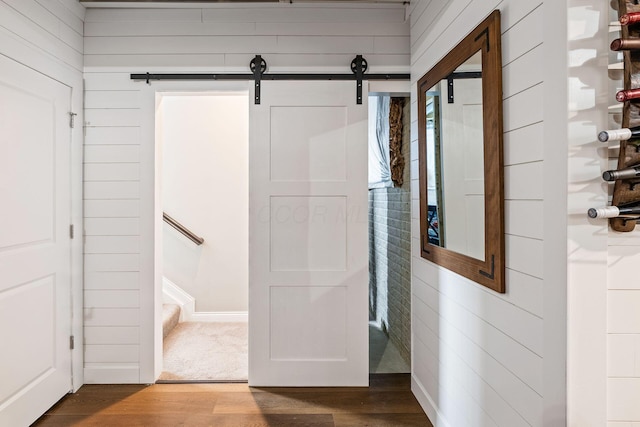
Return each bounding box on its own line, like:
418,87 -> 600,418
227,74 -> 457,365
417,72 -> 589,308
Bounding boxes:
212,390 -> 424,414
212,414 -> 335,426
33,413 -> 215,426
333,413 -> 434,427
33,413 -> 336,426
32,374 -> 432,426
368,373 -> 413,390
141,382 -> 252,393
47,389 -> 217,415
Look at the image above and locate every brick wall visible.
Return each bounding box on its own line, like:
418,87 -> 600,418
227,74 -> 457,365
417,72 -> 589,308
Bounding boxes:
368,98 -> 411,365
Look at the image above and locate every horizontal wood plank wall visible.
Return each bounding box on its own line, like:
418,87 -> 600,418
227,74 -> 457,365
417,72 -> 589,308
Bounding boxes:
564,2 -> 609,426
0,0 -> 86,388
0,0 -> 83,72
83,70 -> 143,383
84,4 -> 409,72
604,4 -> 640,426
409,1 -> 556,426
83,4 -> 410,384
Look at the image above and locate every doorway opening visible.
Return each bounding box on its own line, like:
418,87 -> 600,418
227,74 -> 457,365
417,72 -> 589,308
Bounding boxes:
368,94 -> 412,374
155,91 -> 249,382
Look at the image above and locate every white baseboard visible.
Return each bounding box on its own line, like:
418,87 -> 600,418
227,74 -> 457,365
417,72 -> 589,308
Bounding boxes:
190,312 -> 248,322
162,277 -> 195,322
162,277 -> 247,323
411,375 -> 451,427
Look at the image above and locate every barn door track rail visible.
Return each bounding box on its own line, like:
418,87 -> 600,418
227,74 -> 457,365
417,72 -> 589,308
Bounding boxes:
130,55 -> 410,105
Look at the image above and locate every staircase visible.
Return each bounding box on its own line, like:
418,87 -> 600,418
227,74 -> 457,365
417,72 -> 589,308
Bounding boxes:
162,304 -> 181,338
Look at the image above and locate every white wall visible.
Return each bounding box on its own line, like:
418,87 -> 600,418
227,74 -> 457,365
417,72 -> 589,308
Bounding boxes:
0,0 -> 85,390
160,94 -> 248,313
409,1 -> 568,426
565,1 -> 640,425
82,2 -> 409,384
84,3 -> 409,73
602,3 -> 640,426
566,2 -> 609,426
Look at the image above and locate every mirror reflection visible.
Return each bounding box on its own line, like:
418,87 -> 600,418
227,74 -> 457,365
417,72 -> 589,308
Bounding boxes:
418,10 -> 504,292
424,51 -> 485,260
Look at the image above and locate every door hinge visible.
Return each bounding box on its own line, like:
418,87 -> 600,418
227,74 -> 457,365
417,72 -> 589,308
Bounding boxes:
70,335 -> 75,350
70,224 -> 74,239
69,112 -> 77,128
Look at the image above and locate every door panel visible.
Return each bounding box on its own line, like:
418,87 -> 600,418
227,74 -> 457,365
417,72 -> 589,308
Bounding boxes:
270,196 -> 347,272
270,286 -> 347,361
0,54 -> 72,426
249,81 -> 368,386
270,106 -> 347,182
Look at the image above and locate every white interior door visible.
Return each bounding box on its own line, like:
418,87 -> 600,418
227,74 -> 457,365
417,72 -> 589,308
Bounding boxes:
0,55 -> 72,426
249,81 -> 368,386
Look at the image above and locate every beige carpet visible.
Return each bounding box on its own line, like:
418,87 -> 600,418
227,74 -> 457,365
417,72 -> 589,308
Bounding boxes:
159,321 -> 248,381
162,304 -> 180,338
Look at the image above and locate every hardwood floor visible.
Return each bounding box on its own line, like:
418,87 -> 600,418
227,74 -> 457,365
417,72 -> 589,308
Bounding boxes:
32,374 -> 432,427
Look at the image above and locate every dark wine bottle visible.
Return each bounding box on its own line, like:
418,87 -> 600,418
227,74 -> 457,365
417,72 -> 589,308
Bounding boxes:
611,38 -> 640,51
598,126 -> 640,142
602,165 -> 640,181
620,12 -> 640,26
616,88 -> 640,102
588,205 -> 640,219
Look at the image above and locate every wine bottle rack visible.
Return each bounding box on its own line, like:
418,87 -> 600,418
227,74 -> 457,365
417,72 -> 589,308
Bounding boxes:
610,0 -> 640,231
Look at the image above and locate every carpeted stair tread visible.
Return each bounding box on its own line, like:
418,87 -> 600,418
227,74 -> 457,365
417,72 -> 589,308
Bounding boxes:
162,304 -> 181,339
159,322 -> 248,381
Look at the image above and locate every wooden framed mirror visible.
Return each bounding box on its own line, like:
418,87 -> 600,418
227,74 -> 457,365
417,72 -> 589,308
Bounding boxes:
418,10 -> 505,292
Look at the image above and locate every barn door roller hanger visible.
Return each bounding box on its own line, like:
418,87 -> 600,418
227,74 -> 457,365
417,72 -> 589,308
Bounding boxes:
130,55 -> 410,105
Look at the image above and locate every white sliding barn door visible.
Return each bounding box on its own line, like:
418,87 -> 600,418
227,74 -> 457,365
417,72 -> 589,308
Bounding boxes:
249,81 -> 369,386
0,55 -> 72,425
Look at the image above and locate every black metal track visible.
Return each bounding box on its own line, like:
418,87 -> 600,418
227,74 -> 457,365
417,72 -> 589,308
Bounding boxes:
130,72 -> 410,82
130,55 -> 409,104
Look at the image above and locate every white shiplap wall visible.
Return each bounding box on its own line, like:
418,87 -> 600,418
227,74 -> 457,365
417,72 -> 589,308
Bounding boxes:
1,0 -> 83,72
566,2 -> 609,427
567,2 -> 640,425
409,1 -> 568,426
84,4 -> 409,72
82,69 -> 144,383
606,3 -> 640,426
0,0 -> 85,388
82,3 -> 410,384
